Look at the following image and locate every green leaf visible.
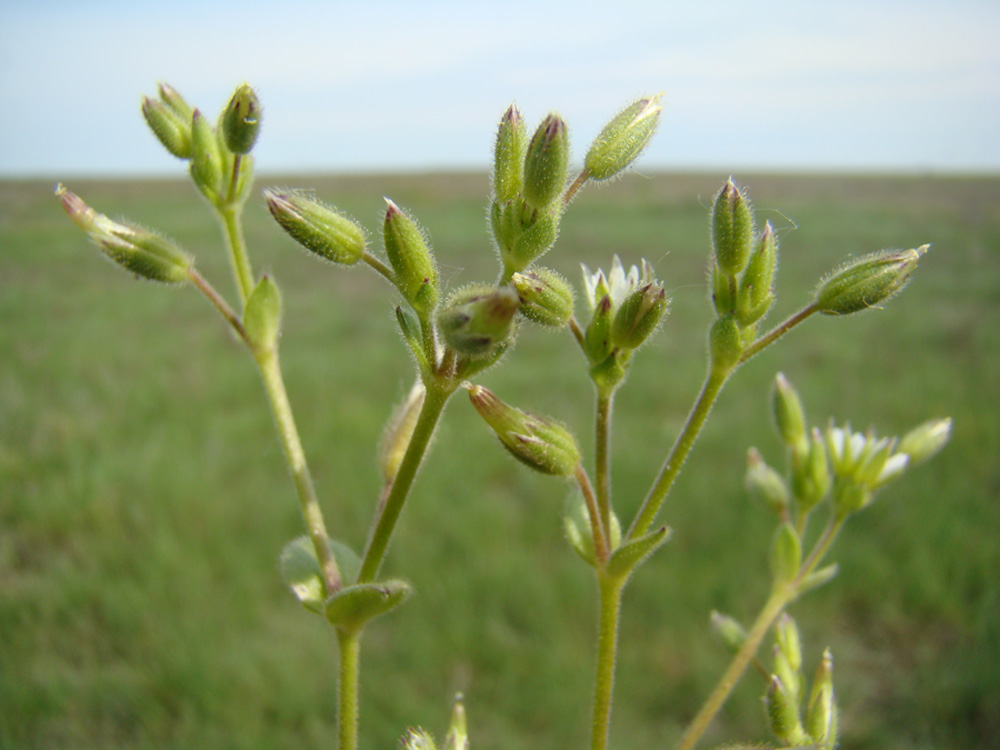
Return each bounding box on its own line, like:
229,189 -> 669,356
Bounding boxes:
279,536 -> 360,614
325,580 -> 412,633
606,525 -> 671,579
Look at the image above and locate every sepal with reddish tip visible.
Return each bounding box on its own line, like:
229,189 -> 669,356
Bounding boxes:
492,103 -> 526,203
815,245 -> 927,315
265,189 -> 367,265
523,114 -> 569,210
383,199 -> 439,315
585,94 -> 662,181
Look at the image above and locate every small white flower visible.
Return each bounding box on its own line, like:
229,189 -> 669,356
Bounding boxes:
581,255 -> 655,311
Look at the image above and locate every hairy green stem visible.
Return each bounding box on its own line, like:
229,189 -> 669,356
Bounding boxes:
358,383 -> 453,582
187,268 -> 250,346
362,251 -> 395,284
591,572 -> 625,750
257,352 -> 341,594
596,389 -> 614,541
738,304 -> 818,365
628,366 -> 732,540
337,629 -> 361,750
576,464 -> 609,564
564,169 -> 590,205
569,316 -> 587,352
219,204 -> 255,307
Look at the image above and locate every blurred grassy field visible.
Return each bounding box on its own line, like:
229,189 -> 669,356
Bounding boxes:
2,171 -> 998,749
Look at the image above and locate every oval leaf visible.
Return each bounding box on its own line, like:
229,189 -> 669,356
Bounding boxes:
325,580 -> 412,633
606,525 -> 671,579
280,536 -> 361,613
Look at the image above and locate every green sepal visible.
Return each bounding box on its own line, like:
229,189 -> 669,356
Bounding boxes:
605,525 -> 671,579
142,96 -> 193,159
243,275 -> 282,357
443,693 -> 469,750
493,103 -> 526,203
512,267 -> 574,327
764,675 -> 808,745
157,82 -> 193,121
745,448 -> 790,516
190,109 -> 224,202
815,246 -> 927,315
711,178 -> 754,276
797,563 -> 839,595
324,579 -> 412,634
611,282 -> 669,351
395,305 -> 429,370
279,536 -> 360,614
770,522 -> 802,589
383,199 -> 439,315
736,221 -> 777,326
584,294 -> 613,364
438,284 -> 519,359
523,114 -> 569,210
265,189 -> 367,265
772,373 -> 808,453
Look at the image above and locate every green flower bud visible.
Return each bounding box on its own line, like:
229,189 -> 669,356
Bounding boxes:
584,94 -> 662,181
243,275 -> 282,357
157,82 -> 193,121
438,285 -> 519,358
57,185 -> 192,283
190,109 -> 225,201
772,645 -> 801,711
775,613 -> 802,672
791,428 -> 831,512
709,315 -> 743,371
512,268 -> 574,327
222,83 -> 262,154
511,205 -> 561,271
764,676 -> 808,746
745,448 -> 790,516
523,114 -> 569,210
443,693 -> 469,750
805,649 -> 837,746
710,610 -> 749,654
379,382 -> 425,483
383,199 -> 438,315
897,417 -> 952,465
141,96 -> 193,159
711,178 -> 754,276
265,189 -> 367,265
611,281 -> 669,350
815,245 -> 927,315
466,384 -> 581,476
736,221 -> 777,326
711,262 -> 736,317
772,372 -> 808,453
493,103 -> 526,203
770,522 -> 801,589
585,294 -> 614,364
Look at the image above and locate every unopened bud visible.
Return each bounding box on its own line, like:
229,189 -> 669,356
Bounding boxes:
401,728 -> 437,750
711,263 -> 736,317
584,94 -> 662,181
712,179 -> 754,276
775,613 -> 802,672
764,676 -> 808,746
770,522 -> 801,589
709,315 -> 743,371
791,428 -> 831,512
142,96 -> 193,159
157,82 -> 193,121
772,373 -> 807,453
466,384 -> 580,476
736,222 -> 777,326
438,285 -> 519,358
243,275 -> 282,357
190,109 -> 225,201
523,114 -> 569,210
493,104 -> 526,203
816,246 -> 927,315
746,448 -> 790,516
57,185 -> 192,283
383,199 -> 438,315
222,83 -> 262,154
897,418 -> 952,466
443,693 -> 469,750
710,611 -> 748,654
611,282 -> 669,350
805,649 -> 837,745
512,268 -> 574,327
265,189 -> 367,265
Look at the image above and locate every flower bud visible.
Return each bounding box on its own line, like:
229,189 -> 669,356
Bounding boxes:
897,418 -> 952,466
775,613 -> 802,672
57,185 -> 192,283
222,83 -> 262,154
383,199 -> 438,315
745,448 -> 790,516
815,245 -> 927,315
379,382 -> 425,483
772,645 -> 801,711
769,522 -> 801,589
265,189 -> 367,265
710,610 -> 748,654
189,109 -> 225,201
401,728 -> 437,750
764,676 -> 807,746
512,268 -> 574,327
611,281 -> 669,350
493,103 -> 526,203
709,315 -> 743,371
736,221 -> 777,326
141,96 -> 193,159
584,293 -> 614,364
791,428 -> 831,512
443,693 -> 469,750
466,384 -> 580,476
772,373 -> 807,453
157,82 -> 193,121
243,275 -> 282,357
523,114 -> 569,210
584,94 -> 662,181
805,649 -> 838,746
711,179 -> 754,276
438,285 -> 519,358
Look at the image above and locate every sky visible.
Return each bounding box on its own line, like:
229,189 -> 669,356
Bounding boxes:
1,0 -> 998,177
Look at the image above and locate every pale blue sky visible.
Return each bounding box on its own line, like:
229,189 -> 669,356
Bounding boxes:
2,0 -> 998,176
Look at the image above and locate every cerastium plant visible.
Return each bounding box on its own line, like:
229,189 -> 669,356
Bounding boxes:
58,83 -> 950,749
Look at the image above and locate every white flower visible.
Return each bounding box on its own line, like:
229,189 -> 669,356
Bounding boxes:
825,424 -> 909,489
581,255 -> 656,311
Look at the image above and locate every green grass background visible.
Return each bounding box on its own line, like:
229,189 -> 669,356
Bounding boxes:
2,171 -> 998,749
